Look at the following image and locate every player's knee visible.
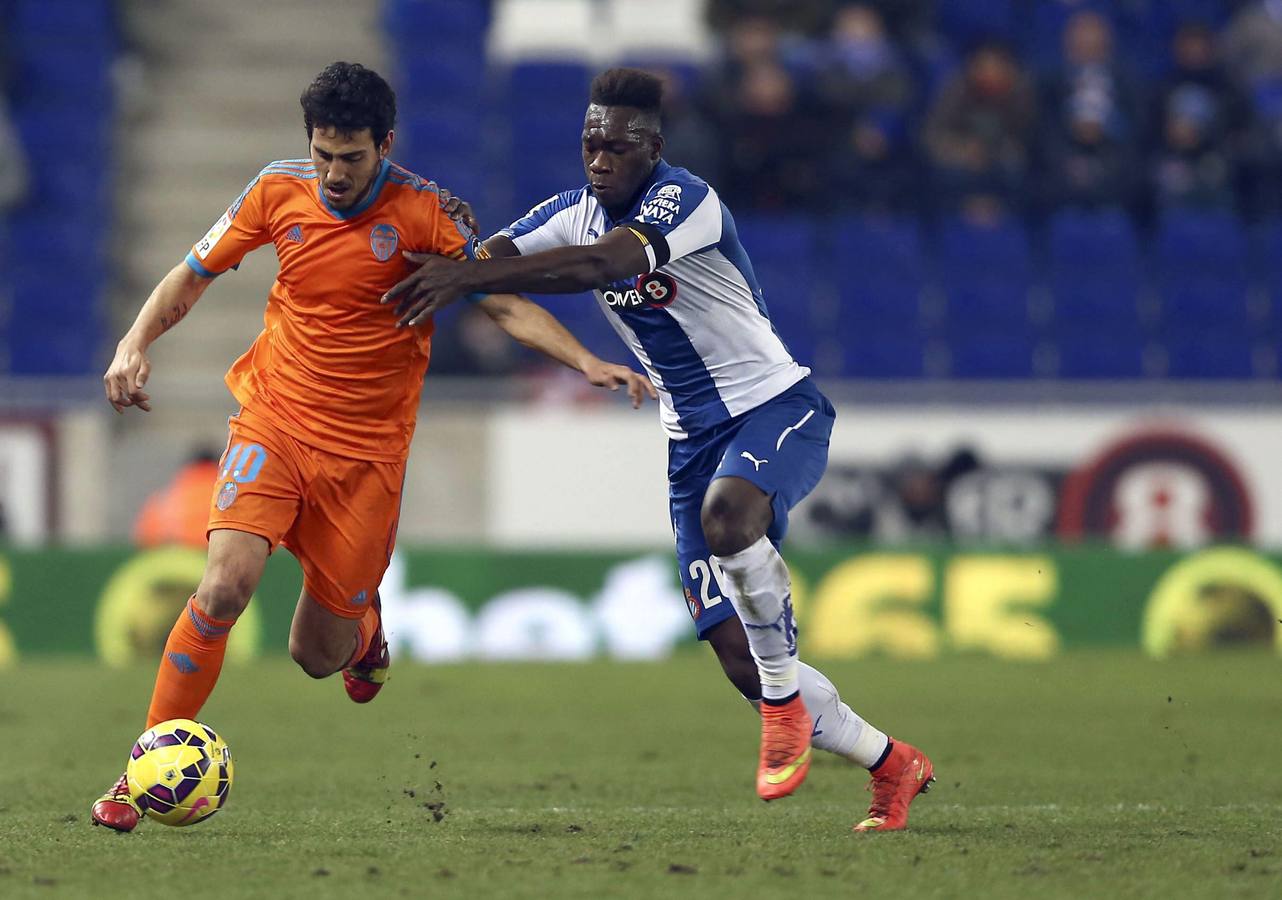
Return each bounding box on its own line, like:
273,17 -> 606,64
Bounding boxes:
195,568 -> 256,621
701,497 -> 755,557
701,480 -> 771,557
289,638 -> 343,679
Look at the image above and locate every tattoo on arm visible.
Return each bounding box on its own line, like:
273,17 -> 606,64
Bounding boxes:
158,300 -> 193,332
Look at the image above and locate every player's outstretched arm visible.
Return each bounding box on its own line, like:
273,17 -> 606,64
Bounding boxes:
478,293 -> 656,409
103,262 -> 214,413
385,228 -> 651,328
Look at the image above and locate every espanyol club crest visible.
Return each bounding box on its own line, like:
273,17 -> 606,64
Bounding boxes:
370,223 -> 399,262
216,481 -> 238,511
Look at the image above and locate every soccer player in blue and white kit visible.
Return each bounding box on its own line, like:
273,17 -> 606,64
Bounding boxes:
387,68 -> 934,831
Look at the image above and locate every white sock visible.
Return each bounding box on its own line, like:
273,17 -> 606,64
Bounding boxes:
713,536 -> 799,701
798,662 -> 889,768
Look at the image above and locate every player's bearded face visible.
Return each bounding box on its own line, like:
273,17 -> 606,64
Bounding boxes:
310,126 -> 391,210
582,105 -> 661,213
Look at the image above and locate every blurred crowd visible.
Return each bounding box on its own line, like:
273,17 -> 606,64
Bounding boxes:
664,0 -> 1282,225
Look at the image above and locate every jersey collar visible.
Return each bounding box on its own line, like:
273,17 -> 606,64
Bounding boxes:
318,158 -> 391,220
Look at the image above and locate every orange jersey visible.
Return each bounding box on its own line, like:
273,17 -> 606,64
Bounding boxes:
185,158 -> 478,461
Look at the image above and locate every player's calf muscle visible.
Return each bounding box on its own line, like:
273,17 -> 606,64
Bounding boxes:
288,639 -> 348,679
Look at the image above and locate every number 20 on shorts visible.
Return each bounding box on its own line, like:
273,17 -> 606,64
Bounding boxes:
689,557 -> 727,610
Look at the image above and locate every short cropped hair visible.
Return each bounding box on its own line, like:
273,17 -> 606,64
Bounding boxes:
300,62 -> 397,146
590,67 -> 664,116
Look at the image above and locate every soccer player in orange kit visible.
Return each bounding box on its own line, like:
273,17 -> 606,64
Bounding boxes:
91,62 -> 653,832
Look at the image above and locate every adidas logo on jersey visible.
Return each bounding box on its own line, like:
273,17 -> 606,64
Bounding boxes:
285,225 -> 304,244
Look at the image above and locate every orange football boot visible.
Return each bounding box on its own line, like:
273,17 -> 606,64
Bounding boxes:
853,739 -> 935,832
756,694 -> 813,801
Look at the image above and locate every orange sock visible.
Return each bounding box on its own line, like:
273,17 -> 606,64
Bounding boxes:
347,602 -> 380,668
146,596 -> 235,728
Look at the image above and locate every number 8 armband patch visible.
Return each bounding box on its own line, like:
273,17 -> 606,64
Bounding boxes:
636,272 -> 678,309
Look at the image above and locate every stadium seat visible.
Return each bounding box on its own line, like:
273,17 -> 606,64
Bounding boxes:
1047,209 -> 1144,332
733,215 -> 821,356
832,215 -> 927,330
11,42 -> 115,108
1254,218 -> 1282,306
500,62 -> 594,148
946,331 -> 1041,379
400,107 -> 485,155
603,0 -> 713,63
1155,211 -> 1247,273
732,215 -> 814,266
839,333 -> 928,379
488,0 -> 600,63
1055,334 -> 1149,379
1154,212 -> 1253,331
1163,331 -> 1261,379
383,0 -> 489,38
7,289 -> 103,375
11,0 -> 114,38
10,106 -> 113,159
397,54 -> 486,111
937,216 -> 1033,332
936,0 -> 1017,44
510,156 -> 591,212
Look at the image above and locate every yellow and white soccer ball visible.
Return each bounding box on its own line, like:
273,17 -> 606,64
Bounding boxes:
126,718 -> 233,826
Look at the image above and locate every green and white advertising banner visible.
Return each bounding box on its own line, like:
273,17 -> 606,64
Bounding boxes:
0,544 -> 1279,668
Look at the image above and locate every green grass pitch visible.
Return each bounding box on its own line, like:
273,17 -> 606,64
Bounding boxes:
1,650 -> 1279,899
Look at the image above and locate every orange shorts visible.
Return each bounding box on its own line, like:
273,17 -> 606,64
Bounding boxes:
207,406 -> 405,619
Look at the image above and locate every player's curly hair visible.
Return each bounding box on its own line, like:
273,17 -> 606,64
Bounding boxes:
590,67 -> 663,114
300,61 -> 397,146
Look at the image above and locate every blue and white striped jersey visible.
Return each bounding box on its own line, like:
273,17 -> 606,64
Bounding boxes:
497,160 -> 809,440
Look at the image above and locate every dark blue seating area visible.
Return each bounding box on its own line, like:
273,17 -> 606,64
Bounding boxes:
733,209 -> 1279,380
1,0 -> 117,375
381,1 -> 1278,381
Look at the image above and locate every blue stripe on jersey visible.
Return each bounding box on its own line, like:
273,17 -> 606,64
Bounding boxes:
388,164 -> 440,193
502,189 -> 586,240
712,201 -> 771,322
621,308 -> 728,432
261,167 -> 317,179
185,251 -> 218,278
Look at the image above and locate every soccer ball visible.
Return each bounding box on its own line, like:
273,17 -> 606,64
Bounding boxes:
126,718 -> 233,826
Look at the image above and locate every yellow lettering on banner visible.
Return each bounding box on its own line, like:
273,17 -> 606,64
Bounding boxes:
807,555 -> 940,659
944,556 -> 1059,660
0,555 -> 15,668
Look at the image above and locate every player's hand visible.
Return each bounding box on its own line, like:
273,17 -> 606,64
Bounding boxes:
436,185 -> 480,235
581,358 -> 657,409
383,252 -> 473,327
103,338 -> 153,413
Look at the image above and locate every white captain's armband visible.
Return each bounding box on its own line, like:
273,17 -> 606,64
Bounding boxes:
194,210 -> 233,260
